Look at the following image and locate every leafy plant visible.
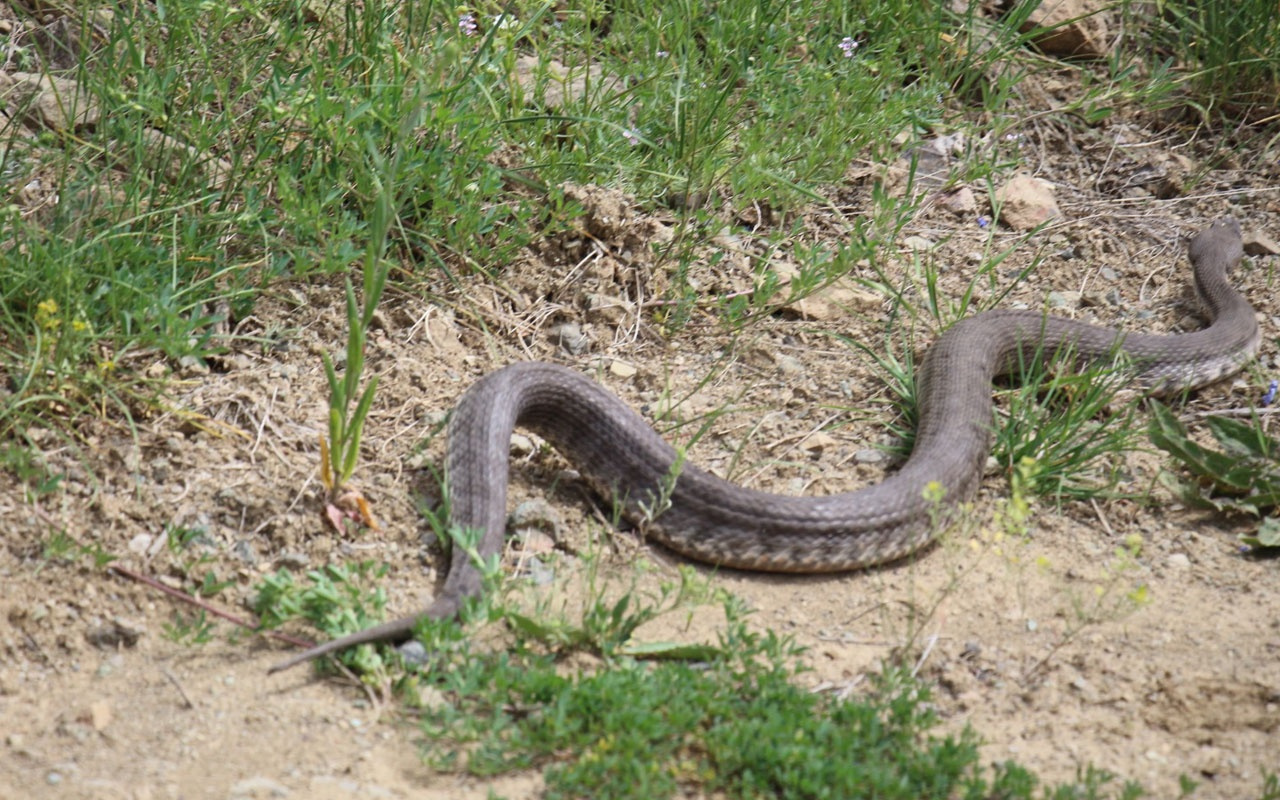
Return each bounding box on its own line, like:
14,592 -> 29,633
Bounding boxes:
252,561 -> 392,675
410,590 -> 1150,800
1149,401 -> 1280,552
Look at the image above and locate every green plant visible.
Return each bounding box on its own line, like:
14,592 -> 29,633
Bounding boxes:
992,348 -> 1140,502
163,610 -> 217,645
38,528 -> 116,571
410,590 -> 1150,800
252,561 -> 392,676
1149,401 -> 1280,552
1155,0 -> 1280,120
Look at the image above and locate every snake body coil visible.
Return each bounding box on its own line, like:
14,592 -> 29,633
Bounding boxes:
269,218 -> 1259,673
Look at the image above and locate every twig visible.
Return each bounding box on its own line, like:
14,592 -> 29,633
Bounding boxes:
108,564 -> 315,648
1089,498 -> 1115,538
161,665 -> 197,709
910,632 -> 939,679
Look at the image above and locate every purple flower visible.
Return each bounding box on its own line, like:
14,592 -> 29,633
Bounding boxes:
839,37 -> 859,58
458,13 -> 478,36
977,216 -> 990,228
622,129 -> 640,146
1262,379 -> 1278,406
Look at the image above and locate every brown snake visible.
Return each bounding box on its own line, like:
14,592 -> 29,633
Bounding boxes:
269,218 -> 1260,673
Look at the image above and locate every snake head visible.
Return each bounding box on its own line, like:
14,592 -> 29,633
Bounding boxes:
1189,217 -> 1244,270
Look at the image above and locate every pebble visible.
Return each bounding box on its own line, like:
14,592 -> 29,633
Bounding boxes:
609,359 -> 637,378
509,498 -> 562,535
548,321 -> 588,355
397,640 -> 429,667
854,449 -> 884,464
85,617 -> 146,649
776,355 -> 805,375
127,533 -> 154,555
1166,553 -> 1191,569
509,433 -> 535,456
1047,291 -> 1080,309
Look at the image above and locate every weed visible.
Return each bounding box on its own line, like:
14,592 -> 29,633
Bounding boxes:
163,610 -> 217,646
411,586 -> 1150,800
1154,0 -> 1280,121
1149,400 -> 1280,553
252,561 -> 391,675
38,528 -> 116,571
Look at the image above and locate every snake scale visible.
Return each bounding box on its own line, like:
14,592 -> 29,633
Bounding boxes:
269,217 -> 1260,673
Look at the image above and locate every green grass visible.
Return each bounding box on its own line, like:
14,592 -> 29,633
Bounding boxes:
0,0 -> 1106,432
1155,0 -> 1280,120
255,553 -> 1158,800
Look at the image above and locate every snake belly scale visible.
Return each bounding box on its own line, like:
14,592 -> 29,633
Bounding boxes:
268,218 -> 1259,673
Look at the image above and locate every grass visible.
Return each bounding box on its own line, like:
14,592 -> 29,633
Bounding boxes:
255,546 -> 1159,800
4,0 -> 1280,796
1155,0 -> 1280,121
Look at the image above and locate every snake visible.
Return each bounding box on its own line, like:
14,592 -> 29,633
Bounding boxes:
268,217 -> 1259,674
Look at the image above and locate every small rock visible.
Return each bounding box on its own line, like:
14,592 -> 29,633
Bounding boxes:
127,533 -> 154,555
1166,553 -> 1191,569
275,551 -> 310,570
526,557 -> 556,586
994,174 -> 1061,231
548,321 -> 588,355
902,235 -> 935,252
1047,291 -> 1080,310
509,433 -> 535,456
85,617 -> 146,649
854,449 -> 884,464
782,280 -> 880,321
86,700 -> 112,731
609,359 -> 637,378
509,499 -> 563,542
517,529 -> 557,555
177,355 -> 210,375
776,355 -> 805,376
799,432 -> 837,454
940,186 -> 978,216
0,72 -> 101,130
1243,230 -> 1280,256
397,640 -> 429,668
1018,0 -> 1109,57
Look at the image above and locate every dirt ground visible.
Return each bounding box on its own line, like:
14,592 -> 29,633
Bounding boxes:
3,71 -> 1280,800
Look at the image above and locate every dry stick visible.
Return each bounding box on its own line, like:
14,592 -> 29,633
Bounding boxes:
108,565 -> 316,649
161,665 -> 197,709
